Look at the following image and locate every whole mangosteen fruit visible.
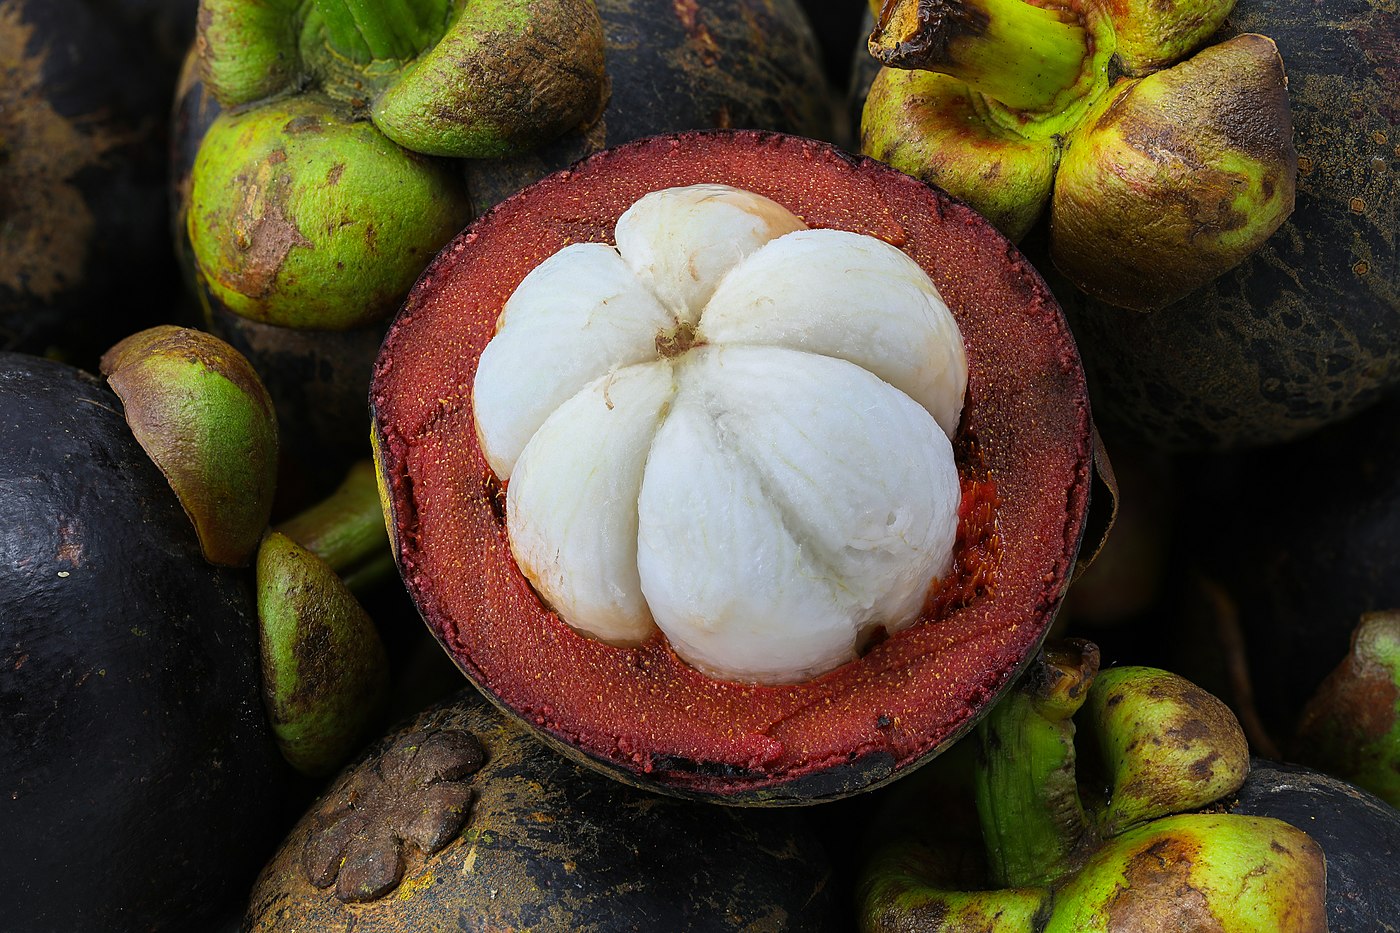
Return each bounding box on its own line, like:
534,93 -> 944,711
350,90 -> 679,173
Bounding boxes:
370,130 -> 1105,803
245,688 -> 841,931
0,352 -> 293,930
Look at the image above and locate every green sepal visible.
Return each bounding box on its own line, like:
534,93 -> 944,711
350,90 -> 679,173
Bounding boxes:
1107,0 -> 1239,75
1048,34 -> 1296,311
370,0 -> 607,158
1082,666 -> 1250,836
860,841 -> 1047,933
257,530 -> 391,777
100,326 -> 278,567
861,68 -> 1058,241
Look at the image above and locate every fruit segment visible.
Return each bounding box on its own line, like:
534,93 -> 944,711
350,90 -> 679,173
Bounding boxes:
474,184 -> 968,684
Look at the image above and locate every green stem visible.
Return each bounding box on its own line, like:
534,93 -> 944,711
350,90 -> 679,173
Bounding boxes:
870,0 -> 1090,113
275,460 -> 390,587
313,0 -> 447,64
973,641 -> 1099,889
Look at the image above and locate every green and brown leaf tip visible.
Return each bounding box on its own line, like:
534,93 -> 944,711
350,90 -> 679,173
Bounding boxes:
188,0 -> 607,330
861,0 -> 1297,311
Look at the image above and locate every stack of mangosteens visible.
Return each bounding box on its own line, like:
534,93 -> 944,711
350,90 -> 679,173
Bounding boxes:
3,0 -> 1398,928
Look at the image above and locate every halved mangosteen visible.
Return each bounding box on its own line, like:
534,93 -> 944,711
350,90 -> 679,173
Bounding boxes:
370,130 -> 1100,803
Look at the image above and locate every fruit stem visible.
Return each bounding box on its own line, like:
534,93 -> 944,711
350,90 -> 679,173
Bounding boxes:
275,460 -> 390,589
869,0 -> 1090,113
312,0 -> 448,64
973,641 -> 1099,888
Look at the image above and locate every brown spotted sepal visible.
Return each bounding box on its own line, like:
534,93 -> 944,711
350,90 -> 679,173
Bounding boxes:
257,529 -> 391,777
100,325 -> 278,566
1050,34 -> 1297,312
1080,665 -> 1250,836
301,728 -> 485,903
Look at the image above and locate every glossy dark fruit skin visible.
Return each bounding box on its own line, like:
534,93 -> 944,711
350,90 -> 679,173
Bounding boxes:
0,0 -> 194,363
372,130 -> 1097,804
0,353 -> 293,931
1231,759 -> 1400,932
462,0 -> 835,213
246,689 -> 842,932
1062,0 -> 1399,450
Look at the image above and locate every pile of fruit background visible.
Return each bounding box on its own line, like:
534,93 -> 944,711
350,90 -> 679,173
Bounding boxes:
1,0 -> 1395,929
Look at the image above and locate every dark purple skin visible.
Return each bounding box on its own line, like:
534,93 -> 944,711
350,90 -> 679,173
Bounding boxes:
462,0 -> 835,213
0,0 -> 197,363
1232,760 -> 1400,932
0,352 -> 295,931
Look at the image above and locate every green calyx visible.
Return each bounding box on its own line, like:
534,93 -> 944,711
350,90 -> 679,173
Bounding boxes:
197,0 -> 606,159
258,461 -> 393,777
1294,611 -> 1400,808
100,326 -> 278,567
1050,34 -> 1297,311
869,0 -> 1095,115
190,0 -> 605,329
858,642 -> 1326,932
861,0 -> 1296,309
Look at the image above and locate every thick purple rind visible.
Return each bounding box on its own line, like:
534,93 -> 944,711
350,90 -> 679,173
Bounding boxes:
371,129 -> 1095,803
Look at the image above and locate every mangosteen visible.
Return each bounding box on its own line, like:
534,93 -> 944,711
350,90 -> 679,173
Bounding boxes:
371,130 -> 1105,803
0,0 -> 195,362
1060,0 -> 1399,449
245,688 -> 842,931
0,351 -> 292,930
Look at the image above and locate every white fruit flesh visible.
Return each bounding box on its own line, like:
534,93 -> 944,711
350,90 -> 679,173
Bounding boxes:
472,185 -> 968,684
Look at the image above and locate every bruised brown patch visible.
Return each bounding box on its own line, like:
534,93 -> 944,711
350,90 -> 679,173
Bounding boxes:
1105,835 -> 1225,931
218,152 -> 313,299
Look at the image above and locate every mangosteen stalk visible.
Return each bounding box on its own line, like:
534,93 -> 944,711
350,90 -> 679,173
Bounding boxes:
973,641 -> 1097,888
312,0 -> 449,65
869,0 -> 1091,113
275,459 -> 395,594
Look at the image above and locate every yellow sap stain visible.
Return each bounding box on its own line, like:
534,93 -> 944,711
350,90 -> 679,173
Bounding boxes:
396,869 -> 435,899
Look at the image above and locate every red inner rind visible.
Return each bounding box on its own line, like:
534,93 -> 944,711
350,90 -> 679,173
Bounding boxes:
372,131 -> 1093,798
